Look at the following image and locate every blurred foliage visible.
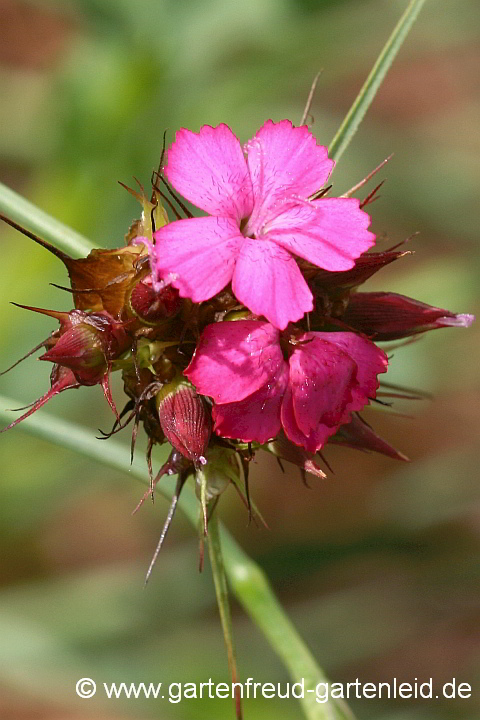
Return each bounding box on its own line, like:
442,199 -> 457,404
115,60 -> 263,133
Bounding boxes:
0,0 -> 479,718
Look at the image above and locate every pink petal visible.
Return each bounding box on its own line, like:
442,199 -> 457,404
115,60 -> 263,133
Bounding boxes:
213,364 -> 288,444
185,320 -> 283,404
288,335 -> 357,437
154,216 -> 243,302
320,332 -> 387,407
232,237 -> 313,330
267,197 -> 375,272
164,124 -> 254,221
245,120 -> 333,233
280,385 -> 335,453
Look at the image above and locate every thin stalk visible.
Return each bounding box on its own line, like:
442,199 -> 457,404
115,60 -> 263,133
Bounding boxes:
0,182 -> 96,257
0,395 -> 353,720
329,0 -> 428,163
208,511 -> 243,720
220,527 -> 354,720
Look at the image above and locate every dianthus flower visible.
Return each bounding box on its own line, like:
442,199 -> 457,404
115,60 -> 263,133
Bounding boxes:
185,320 -> 388,452
149,120 -> 375,329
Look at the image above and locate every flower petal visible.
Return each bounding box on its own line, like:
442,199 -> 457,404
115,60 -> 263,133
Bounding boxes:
185,320 -> 283,404
267,197 -> 375,271
320,332 -> 387,407
245,120 -> 333,232
154,216 -> 243,302
280,384 -> 335,453
232,237 -> 313,330
165,124 -> 254,221
288,335 -> 357,437
213,363 -> 288,444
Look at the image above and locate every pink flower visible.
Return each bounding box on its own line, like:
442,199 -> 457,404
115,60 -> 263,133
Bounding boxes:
149,120 -> 375,330
184,320 -> 388,452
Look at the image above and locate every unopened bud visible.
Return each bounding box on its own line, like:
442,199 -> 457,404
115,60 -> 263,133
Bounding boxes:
156,375 -> 211,464
39,310 -> 129,385
344,292 -> 475,340
128,275 -> 181,325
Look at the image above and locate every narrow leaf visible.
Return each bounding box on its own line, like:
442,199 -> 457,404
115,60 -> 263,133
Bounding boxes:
0,182 -> 96,257
329,0 -> 428,163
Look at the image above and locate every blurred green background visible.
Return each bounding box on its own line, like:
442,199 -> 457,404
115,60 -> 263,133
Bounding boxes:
0,0 -> 479,718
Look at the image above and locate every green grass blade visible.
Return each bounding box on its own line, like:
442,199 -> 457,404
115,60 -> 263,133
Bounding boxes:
329,0 -> 428,163
0,394 -> 355,720
0,182 -> 96,257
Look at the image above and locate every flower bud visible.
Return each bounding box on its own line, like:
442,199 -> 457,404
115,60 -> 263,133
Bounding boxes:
38,309 -> 129,385
343,292 -> 475,340
310,250 -> 409,294
156,375 -> 211,465
128,275 -> 181,324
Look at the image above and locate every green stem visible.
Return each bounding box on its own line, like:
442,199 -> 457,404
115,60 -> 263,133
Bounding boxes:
0,182 -> 96,257
208,511 -> 243,720
220,528 -> 354,720
0,395 -> 352,720
329,0 -> 428,163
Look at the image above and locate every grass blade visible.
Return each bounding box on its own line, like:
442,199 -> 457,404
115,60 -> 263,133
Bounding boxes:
329,0 -> 428,163
0,182 -> 96,257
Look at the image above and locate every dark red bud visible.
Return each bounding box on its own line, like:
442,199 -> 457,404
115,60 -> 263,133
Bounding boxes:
310,250 -> 410,294
41,325 -> 105,376
156,377 -> 211,465
343,292 -> 475,340
156,376 -> 212,464
38,310 -> 130,386
129,276 -> 181,324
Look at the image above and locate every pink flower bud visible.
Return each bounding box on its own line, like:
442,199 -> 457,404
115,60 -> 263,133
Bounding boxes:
156,376 -> 211,465
344,292 -> 474,340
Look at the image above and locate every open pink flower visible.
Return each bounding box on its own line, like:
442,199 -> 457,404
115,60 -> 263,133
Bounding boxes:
185,320 -> 387,452
149,120 -> 375,330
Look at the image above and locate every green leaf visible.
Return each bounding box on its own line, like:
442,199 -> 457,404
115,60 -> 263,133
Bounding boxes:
329,0 -> 428,163
0,182 -> 96,258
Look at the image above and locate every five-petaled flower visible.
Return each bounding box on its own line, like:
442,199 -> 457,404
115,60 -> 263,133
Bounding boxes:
147,120 -> 375,330
185,320 -> 388,452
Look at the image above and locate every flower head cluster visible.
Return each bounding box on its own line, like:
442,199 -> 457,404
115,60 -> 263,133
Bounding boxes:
1,119 -> 474,568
